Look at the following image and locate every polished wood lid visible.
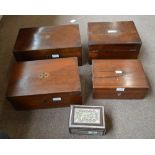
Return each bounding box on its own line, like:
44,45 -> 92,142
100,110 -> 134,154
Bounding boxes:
14,24 -> 82,52
88,21 -> 142,45
7,57 -> 81,97
92,59 -> 149,89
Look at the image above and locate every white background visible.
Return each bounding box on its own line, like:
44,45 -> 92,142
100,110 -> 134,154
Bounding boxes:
0,0 -> 154,14
1,140 -> 155,155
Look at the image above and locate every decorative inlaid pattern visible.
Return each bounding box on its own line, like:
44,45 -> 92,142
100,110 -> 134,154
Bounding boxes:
74,108 -> 100,124
39,72 -> 49,79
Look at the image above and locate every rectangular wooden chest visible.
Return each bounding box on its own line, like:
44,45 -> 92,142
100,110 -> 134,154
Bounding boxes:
6,57 -> 82,110
92,59 -> 149,99
88,21 -> 142,62
69,105 -> 106,135
13,24 -> 82,65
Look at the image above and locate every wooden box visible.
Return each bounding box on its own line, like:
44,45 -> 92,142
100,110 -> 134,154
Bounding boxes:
92,59 -> 149,99
88,21 -> 142,62
13,24 -> 82,65
69,105 -> 106,135
6,57 -> 82,110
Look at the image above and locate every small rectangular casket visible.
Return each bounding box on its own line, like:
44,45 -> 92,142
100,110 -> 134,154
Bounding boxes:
6,57 -> 82,110
92,59 -> 149,99
13,24 -> 82,65
88,21 -> 142,62
69,105 -> 106,135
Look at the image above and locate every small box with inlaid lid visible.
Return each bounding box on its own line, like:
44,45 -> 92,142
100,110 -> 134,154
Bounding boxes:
92,59 -> 149,99
88,21 -> 142,62
69,105 -> 106,135
6,57 -> 82,110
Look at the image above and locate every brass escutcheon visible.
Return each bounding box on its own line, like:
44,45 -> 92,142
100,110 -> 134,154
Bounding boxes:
117,92 -> 122,96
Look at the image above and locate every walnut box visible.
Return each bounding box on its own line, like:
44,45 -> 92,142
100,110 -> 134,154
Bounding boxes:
92,59 -> 149,99
13,24 -> 82,65
6,57 -> 82,110
88,21 -> 142,62
69,105 -> 106,135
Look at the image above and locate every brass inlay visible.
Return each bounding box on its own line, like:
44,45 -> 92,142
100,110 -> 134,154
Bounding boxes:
39,72 -> 49,79
95,70 -> 126,79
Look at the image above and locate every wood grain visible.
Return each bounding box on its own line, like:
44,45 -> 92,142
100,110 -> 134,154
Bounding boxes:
88,21 -> 142,61
92,59 -> 149,99
6,57 -> 82,110
13,24 -> 82,65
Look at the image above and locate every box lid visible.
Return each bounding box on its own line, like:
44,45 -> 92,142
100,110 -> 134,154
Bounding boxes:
88,21 -> 142,46
69,105 -> 105,129
92,59 -> 149,89
14,24 -> 82,52
7,57 -> 81,97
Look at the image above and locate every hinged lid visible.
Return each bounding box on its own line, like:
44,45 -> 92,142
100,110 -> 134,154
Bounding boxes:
14,24 -> 82,52
7,57 -> 81,97
69,105 -> 105,129
92,59 -> 149,89
88,21 -> 142,46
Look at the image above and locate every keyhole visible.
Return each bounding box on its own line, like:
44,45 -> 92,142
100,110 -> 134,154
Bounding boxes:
117,92 -> 122,96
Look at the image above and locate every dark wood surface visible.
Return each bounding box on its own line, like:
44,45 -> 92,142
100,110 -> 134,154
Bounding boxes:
6,57 -> 82,110
88,21 -> 142,61
92,59 -> 149,99
13,24 -> 82,65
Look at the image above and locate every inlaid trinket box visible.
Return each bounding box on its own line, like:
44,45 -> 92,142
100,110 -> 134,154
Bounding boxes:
88,21 -> 142,62
92,59 -> 149,99
69,105 -> 106,135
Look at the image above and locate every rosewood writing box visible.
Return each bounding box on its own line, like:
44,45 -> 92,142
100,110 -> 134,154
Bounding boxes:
13,24 -> 82,65
6,57 -> 82,110
88,21 -> 142,62
92,59 -> 149,99
69,105 -> 106,135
